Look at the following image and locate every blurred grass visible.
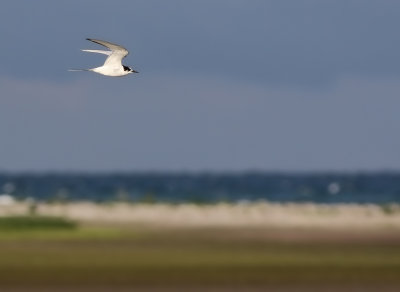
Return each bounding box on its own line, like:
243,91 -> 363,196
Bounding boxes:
0,216 -> 77,231
0,226 -> 399,291
0,216 -> 128,241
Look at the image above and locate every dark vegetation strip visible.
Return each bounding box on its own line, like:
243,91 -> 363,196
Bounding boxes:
0,216 -> 77,231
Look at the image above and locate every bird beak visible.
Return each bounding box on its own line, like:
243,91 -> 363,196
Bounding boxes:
131,69 -> 139,73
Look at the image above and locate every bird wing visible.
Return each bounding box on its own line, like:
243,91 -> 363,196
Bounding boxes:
81,49 -> 111,56
86,38 -> 129,67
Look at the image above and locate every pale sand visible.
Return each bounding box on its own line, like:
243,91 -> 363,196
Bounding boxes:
1,201 -> 400,229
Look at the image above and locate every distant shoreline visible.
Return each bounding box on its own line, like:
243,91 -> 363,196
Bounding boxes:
1,201 -> 400,229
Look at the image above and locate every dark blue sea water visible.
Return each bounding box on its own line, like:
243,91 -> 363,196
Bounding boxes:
1,172 -> 400,204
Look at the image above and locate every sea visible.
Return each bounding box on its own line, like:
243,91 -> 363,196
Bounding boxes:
0,172 -> 400,204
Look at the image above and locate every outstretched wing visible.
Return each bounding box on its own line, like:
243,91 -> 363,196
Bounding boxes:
81,49 -> 111,56
86,38 -> 129,67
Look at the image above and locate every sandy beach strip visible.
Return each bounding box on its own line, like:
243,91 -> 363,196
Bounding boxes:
1,201 -> 400,229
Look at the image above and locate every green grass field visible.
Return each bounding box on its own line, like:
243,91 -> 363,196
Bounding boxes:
0,217 -> 399,291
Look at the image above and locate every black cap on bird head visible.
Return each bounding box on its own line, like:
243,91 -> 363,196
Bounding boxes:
123,65 -> 138,73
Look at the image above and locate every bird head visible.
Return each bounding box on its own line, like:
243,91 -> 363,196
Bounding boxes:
123,65 -> 138,74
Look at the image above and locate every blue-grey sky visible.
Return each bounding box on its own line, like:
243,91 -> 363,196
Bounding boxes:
0,0 -> 399,172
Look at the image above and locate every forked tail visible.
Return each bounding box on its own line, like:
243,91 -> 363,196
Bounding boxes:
68,69 -> 91,72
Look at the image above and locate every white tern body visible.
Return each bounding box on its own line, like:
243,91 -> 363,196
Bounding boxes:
69,38 -> 138,77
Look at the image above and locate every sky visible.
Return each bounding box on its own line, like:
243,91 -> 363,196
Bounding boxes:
0,0 -> 399,172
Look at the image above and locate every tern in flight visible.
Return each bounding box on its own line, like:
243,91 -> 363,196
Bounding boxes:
69,38 -> 138,77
